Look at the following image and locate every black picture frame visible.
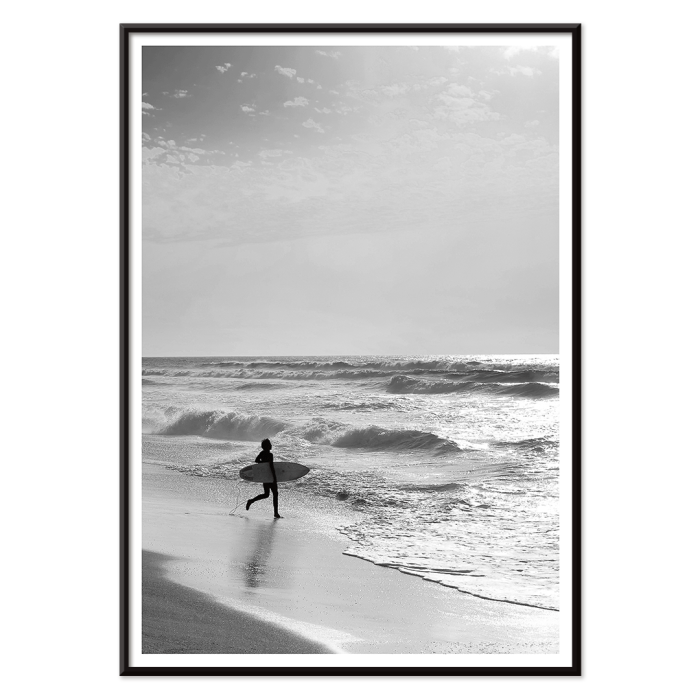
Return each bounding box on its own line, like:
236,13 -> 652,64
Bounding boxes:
121,22 -> 582,676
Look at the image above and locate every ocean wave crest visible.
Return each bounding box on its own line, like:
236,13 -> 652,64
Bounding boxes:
283,419 -> 461,454
143,359 -> 558,384
387,375 -> 558,398
158,409 -> 290,441
493,437 -> 559,451
331,426 -> 461,453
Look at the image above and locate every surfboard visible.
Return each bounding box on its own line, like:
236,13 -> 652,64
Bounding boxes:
239,462 -> 309,483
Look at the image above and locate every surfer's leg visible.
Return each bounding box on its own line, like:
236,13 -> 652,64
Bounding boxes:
271,483 -> 280,517
246,485 -> 270,510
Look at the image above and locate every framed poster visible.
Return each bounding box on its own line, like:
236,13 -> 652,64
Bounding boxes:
121,23 -> 581,675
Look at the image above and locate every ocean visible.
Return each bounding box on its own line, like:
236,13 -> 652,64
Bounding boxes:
142,355 -> 560,612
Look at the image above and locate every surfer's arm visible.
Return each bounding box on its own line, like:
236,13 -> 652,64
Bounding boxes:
269,460 -> 277,484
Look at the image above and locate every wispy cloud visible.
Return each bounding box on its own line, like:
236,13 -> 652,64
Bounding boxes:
283,96 -> 309,108
142,101 -> 159,116
216,63 -> 231,73
302,118 -> 325,133
241,104 -> 255,113
315,50 -> 341,60
259,149 -> 293,159
274,65 -> 297,79
493,65 -> 542,78
380,83 -> 411,97
432,83 -> 500,124
503,46 -> 558,61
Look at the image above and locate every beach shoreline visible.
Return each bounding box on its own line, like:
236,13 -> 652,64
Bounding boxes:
142,461 -> 559,655
143,550 -> 329,654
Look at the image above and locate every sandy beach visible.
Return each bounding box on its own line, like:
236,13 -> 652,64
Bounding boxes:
142,461 -> 559,655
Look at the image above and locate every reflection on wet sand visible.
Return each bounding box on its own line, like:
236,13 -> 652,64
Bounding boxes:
237,518 -> 282,591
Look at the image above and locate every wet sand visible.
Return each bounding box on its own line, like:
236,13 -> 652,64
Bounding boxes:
140,462 -> 559,658
143,550 -> 327,654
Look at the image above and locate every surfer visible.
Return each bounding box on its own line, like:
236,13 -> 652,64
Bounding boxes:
246,438 -> 281,518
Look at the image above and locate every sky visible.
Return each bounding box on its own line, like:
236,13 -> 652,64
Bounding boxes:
141,44 -> 560,356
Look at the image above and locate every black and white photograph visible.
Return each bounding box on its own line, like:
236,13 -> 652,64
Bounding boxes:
11,2 -> 700,696
122,25 -> 580,674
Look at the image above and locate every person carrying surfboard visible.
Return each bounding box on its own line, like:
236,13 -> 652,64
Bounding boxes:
245,438 -> 281,518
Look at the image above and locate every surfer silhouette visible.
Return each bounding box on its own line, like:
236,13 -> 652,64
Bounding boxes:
246,438 -> 281,518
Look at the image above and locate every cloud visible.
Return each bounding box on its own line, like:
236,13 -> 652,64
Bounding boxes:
445,84 -> 473,97
302,118 -> 325,133
142,138 -> 223,170
315,50 -> 341,60
433,83 -> 500,125
283,96 -> 309,108
525,120 -> 540,128
216,63 -> 231,73
142,101 -> 160,116
503,46 -> 558,61
142,124 -> 557,253
493,65 -> 542,78
241,72 -> 248,77
169,90 -> 190,98
142,132 -> 151,141
241,104 -> 255,113
315,107 -> 332,114
380,83 -> 411,97
142,146 -> 165,161
297,77 -> 305,83
259,149 -> 293,159
274,65 -> 297,79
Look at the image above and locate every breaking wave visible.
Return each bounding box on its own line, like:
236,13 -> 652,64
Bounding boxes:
330,426 -> 461,453
143,359 -> 558,385
280,419 -> 462,454
492,437 -> 559,452
158,409 -> 290,441
387,375 -> 558,398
